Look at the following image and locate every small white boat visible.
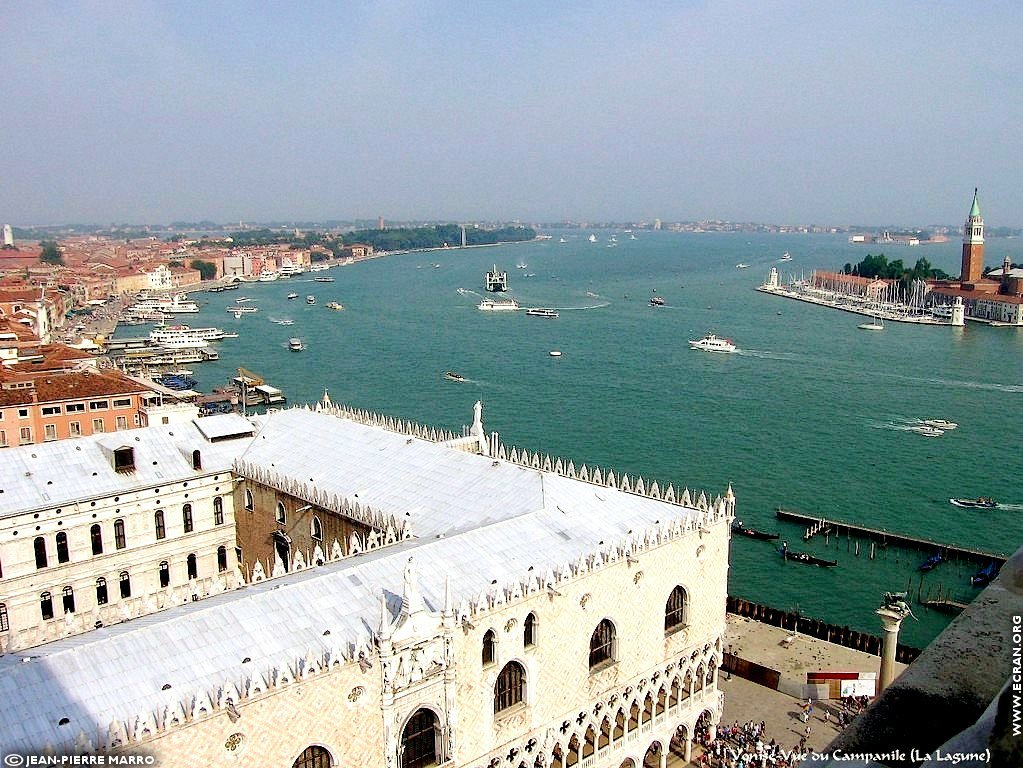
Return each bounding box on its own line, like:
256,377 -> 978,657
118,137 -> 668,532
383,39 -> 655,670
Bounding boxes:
289,337 -> 304,351
314,276 -> 335,282
588,234 -> 597,243
735,263 -> 751,270
443,371 -> 466,382
910,425 -> 944,437
549,350 -> 562,357
516,262 -> 527,269
779,252 -> 792,262
271,318 -> 294,326
919,419 -> 957,430
227,306 -> 258,313
287,293 -> 299,300
235,296 -> 253,303
949,497 -> 998,509
689,333 -> 737,353
306,295 -> 316,305
258,271 -> 279,282
858,317 -> 884,331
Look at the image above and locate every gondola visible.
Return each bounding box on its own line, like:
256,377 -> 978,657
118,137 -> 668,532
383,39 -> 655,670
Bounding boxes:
731,521 -> 780,541
779,542 -> 837,567
917,552 -> 944,572
971,561 -> 999,587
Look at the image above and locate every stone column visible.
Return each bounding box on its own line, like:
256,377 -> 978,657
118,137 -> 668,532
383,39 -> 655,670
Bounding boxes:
876,605 -> 909,693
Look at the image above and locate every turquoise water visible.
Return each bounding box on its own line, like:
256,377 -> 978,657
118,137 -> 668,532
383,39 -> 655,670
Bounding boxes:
128,232 -> 1023,647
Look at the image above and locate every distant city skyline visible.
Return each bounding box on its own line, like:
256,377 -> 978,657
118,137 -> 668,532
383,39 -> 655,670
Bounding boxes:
2,2 -> 1022,228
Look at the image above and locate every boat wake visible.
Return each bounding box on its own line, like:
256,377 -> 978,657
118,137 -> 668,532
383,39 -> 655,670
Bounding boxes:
735,349 -> 800,361
556,302 -> 611,311
994,503 -> 1023,511
883,373 -> 1023,394
457,288 -> 485,299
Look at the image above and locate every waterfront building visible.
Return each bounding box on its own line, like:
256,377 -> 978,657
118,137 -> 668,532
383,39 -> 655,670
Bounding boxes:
0,402 -> 732,766
0,413 -> 253,651
0,369 -> 157,446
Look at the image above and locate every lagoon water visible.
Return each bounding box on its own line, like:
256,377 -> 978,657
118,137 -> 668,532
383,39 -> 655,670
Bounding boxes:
132,231 -> 1023,647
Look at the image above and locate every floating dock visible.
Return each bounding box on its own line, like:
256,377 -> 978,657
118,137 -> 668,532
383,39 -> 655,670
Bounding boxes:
775,508 -> 1008,565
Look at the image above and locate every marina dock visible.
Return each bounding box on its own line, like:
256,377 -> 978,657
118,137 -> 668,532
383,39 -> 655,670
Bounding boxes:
775,508 -> 1008,565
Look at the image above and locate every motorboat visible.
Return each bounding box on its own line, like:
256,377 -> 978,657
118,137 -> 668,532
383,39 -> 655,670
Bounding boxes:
689,333 -> 737,353
910,425 -> 944,437
325,301 -> 345,311
478,299 -> 520,311
289,338 -> 304,351
227,306 -> 258,314
731,521 -> 780,541
306,295 -> 316,305
858,317 -> 884,331
271,318 -> 294,326
588,234 -> 597,243
222,282 -> 241,290
443,371 -> 466,382
314,276 -> 335,282
949,497 -> 998,509
779,252 -> 792,262
525,308 -> 559,318
735,263 -> 751,269
258,271 -> 279,282
549,350 -> 562,357
235,297 -> 253,303
287,293 -> 299,300
516,262 -> 528,269
920,419 -> 958,430
649,296 -> 665,306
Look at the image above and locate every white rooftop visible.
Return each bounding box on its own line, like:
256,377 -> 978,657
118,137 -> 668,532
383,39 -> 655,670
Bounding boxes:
0,407 -> 719,754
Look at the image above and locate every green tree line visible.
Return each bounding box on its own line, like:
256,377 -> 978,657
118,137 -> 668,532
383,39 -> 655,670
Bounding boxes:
841,253 -> 950,285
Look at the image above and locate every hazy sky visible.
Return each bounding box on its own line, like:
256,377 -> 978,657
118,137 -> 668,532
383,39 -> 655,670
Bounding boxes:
3,1 -> 1022,227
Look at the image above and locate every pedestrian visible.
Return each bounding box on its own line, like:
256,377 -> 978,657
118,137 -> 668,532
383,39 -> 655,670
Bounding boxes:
804,724 -> 812,740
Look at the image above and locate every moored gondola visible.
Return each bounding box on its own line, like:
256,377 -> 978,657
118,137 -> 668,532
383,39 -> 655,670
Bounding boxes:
779,542 -> 837,567
971,561 -> 999,587
731,521 -> 780,541
917,552 -> 944,572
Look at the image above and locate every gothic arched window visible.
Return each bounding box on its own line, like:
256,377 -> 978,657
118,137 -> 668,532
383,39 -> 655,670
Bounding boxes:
275,502 -> 287,525
55,532 -> 70,563
589,619 -> 616,670
524,612 -> 538,647
494,661 -> 525,713
482,628 -> 497,666
400,708 -> 440,768
90,524 -> 103,555
664,585 -> 688,633
34,537 -> 48,569
292,745 -> 333,768
217,546 -> 228,573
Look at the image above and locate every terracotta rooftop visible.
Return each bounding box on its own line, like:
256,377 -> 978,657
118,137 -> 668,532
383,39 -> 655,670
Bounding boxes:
0,369 -> 151,407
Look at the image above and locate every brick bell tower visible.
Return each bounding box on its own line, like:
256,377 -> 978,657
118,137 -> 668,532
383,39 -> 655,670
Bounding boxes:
961,188 -> 984,285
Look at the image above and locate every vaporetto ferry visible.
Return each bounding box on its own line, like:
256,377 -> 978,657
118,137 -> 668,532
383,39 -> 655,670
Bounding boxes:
149,324 -> 234,347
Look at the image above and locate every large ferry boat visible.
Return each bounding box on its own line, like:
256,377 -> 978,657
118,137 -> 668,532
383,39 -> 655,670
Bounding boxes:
150,325 -> 230,346
130,292 -> 200,315
153,335 -> 209,350
689,333 -> 737,353
485,265 -> 509,292
478,298 -> 520,311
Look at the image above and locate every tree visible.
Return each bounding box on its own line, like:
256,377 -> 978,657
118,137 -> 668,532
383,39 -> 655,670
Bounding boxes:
40,240 -> 64,265
190,259 -> 218,281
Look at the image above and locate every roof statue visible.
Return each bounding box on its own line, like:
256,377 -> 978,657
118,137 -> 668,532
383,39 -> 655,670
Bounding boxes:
402,556 -> 424,615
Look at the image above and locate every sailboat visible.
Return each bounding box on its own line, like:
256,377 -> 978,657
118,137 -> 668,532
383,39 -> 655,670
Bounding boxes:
858,316 -> 884,331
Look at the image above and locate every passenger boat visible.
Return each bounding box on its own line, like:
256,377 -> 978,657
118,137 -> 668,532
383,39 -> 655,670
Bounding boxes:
258,271 -> 279,282
971,561 -> 1000,587
779,543 -> 837,567
689,333 -> 737,353
226,306 -> 258,314
314,276 -> 335,282
485,265 -> 509,292
731,521 -> 780,541
325,302 -> 345,311
129,292 -> 200,315
150,324 -> 229,343
649,296 -> 666,306
949,497 -> 998,509
287,293 -> 299,300
306,295 -> 316,305
478,299 -> 520,311
288,338 -> 304,351
525,308 -> 559,318
222,282 -> 240,290
443,371 -> 466,382
208,285 -> 225,293
917,552 -> 944,572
